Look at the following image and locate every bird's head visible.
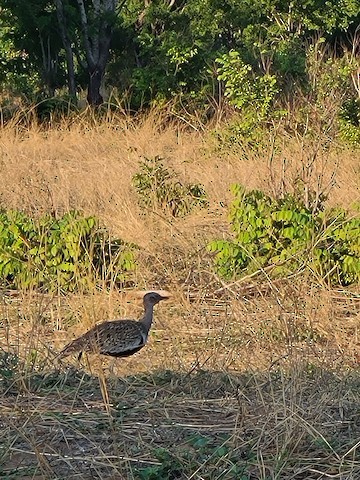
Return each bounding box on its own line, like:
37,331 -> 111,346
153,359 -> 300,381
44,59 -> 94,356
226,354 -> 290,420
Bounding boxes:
143,291 -> 169,306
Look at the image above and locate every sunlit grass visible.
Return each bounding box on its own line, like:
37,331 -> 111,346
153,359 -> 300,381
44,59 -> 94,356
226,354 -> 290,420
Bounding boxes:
0,108 -> 359,479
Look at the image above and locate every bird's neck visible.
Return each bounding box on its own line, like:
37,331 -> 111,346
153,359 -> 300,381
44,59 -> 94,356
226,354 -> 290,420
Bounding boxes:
140,304 -> 154,332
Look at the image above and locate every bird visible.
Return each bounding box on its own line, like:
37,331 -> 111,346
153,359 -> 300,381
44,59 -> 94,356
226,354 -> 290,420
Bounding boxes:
59,291 -> 169,361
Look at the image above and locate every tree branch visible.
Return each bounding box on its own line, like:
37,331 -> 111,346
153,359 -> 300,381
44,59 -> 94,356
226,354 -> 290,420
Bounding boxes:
54,0 -> 77,96
77,0 -> 95,68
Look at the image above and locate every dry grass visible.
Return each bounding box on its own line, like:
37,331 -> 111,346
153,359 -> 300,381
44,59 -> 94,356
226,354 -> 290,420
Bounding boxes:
0,110 -> 360,479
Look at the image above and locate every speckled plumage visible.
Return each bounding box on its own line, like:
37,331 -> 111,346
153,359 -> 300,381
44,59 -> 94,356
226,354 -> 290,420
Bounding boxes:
59,292 -> 168,360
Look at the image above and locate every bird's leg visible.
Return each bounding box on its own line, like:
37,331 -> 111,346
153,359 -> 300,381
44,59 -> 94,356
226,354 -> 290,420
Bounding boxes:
108,358 -> 117,377
98,367 -> 112,418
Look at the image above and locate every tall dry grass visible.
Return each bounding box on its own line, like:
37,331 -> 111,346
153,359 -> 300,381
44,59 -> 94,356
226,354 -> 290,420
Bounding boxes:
0,109 -> 359,479
0,107 -> 359,367
0,109 -> 358,233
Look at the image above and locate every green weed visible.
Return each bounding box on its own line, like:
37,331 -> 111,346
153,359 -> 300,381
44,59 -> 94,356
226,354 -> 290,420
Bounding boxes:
133,156 -> 208,217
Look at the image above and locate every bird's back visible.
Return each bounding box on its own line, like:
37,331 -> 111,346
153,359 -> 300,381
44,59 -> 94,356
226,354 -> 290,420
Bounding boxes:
60,319 -> 148,358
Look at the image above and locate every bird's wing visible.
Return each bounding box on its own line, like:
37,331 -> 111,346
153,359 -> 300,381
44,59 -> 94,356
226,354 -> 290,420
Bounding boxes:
59,319 -> 148,358
59,327 -> 99,357
97,320 -> 148,356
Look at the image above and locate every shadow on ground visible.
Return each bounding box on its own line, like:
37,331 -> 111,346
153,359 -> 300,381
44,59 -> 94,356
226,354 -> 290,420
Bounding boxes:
1,362 -> 360,480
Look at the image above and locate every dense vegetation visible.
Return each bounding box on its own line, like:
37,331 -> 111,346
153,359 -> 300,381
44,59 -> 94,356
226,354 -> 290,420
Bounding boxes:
0,1 -> 359,111
209,185 -> 360,286
0,210 -> 136,292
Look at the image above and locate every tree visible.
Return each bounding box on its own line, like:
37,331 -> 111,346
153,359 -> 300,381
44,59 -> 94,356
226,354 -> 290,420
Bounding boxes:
0,0 -> 65,97
55,0 -> 119,105
54,0 -> 76,97
1,0 -> 359,108
111,0 -> 359,107
1,0 -> 120,105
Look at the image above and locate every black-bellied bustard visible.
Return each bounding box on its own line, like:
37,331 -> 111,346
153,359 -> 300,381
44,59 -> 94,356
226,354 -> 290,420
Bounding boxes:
59,292 -> 169,361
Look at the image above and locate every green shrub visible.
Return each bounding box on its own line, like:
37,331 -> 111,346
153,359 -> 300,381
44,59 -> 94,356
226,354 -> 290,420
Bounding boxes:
0,210 -> 136,292
208,185 -> 360,286
213,51 -> 283,153
35,95 -> 79,122
216,50 -> 278,119
136,448 -> 184,480
133,156 -> 208,217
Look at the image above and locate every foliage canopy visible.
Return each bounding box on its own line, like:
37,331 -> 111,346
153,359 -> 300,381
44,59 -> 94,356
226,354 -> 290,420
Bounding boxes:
0,0 -> 359,109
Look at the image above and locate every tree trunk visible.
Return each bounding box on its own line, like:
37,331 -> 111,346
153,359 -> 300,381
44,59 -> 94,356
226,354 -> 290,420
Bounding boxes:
55,0 -> 77,98
87,67 -> 104,105
56,0 -> 118,105
64,43 -> 77,98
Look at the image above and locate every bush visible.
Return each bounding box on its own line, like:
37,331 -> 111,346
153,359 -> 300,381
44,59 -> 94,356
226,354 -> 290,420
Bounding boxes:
213,50 -> 282,152
0,210 -> 136,292
208,185 -> 360,286
216,50 -> 278,119
34,95 -> 79,122
133,156 -> 208,217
